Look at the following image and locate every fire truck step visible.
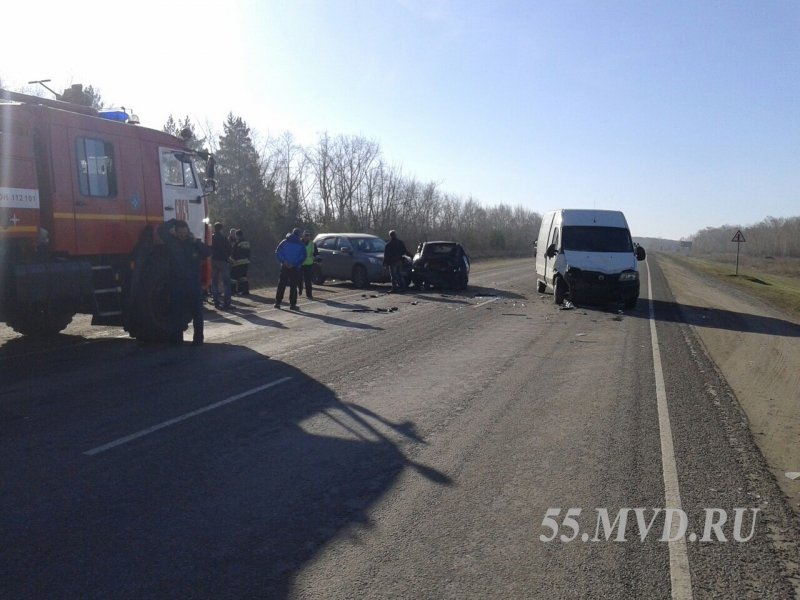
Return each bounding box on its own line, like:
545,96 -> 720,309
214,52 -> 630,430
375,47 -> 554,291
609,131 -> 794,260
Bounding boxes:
90,265 -> 124,325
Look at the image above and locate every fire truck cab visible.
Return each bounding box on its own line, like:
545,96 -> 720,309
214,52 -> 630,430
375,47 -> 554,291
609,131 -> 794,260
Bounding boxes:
0,88 -> 214,340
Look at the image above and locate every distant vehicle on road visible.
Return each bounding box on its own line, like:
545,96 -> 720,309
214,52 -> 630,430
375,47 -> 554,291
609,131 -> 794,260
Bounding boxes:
534,209 -> 646,308
312,233 -> 390,288
412,241 -> 470,290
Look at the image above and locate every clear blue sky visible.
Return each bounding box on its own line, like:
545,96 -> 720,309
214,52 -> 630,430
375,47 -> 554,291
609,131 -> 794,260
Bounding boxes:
4,0 -> 799,239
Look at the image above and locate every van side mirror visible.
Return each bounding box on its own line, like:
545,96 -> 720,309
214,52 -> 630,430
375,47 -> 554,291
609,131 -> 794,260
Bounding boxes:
635,246 -> 646,261
532,240 -> 538,257
546,243 -> 557,258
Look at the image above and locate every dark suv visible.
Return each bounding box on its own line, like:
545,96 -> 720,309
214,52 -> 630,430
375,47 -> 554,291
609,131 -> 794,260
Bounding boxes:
311,233 -> 390,288
412,241 -> 470,290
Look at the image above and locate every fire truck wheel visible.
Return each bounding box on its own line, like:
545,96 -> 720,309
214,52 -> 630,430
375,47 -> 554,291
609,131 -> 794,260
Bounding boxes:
7,305 -> 74,336
133,254 -> 175,342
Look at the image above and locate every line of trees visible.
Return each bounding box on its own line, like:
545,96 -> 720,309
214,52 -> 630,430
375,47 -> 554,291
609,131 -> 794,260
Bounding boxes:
165,113 -> 541,278
690,216 -> 800,258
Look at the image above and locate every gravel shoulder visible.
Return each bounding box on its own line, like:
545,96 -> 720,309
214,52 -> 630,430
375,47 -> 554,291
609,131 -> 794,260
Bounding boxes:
656,253 -> 800,513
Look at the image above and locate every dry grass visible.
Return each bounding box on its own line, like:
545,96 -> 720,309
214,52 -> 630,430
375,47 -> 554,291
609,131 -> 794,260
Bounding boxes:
662,253 -> 800,317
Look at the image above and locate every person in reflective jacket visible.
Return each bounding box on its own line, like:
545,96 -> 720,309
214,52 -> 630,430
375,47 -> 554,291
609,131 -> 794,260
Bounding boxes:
297,230 -> 319,300
230,230 -> 251,295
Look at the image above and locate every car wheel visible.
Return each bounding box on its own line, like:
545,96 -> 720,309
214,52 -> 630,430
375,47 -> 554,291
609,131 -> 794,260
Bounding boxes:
553,276 -> 566,305
352,264 -> 369,288
310,265 -> 325,285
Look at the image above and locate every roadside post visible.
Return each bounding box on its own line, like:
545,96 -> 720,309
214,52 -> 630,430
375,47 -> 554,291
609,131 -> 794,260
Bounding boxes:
731,230 -> 746,276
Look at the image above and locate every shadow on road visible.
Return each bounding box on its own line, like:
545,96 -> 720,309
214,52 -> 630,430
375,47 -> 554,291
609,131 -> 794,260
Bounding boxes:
469,284 -> 527,301
211,306 -> 289,330
0,339 -> 448,598
570,298 -> 800,338
290,308 -> 384,330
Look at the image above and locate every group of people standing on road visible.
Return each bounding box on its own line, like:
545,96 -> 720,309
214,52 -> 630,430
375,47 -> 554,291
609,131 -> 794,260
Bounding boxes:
210,222 -> 252,309
274,228 -> 319,310
161,219 -> 411,344
158,219 -> 251,345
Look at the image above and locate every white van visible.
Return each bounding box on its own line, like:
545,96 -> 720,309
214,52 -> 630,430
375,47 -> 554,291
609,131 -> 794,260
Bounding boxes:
534,209 -> 646,308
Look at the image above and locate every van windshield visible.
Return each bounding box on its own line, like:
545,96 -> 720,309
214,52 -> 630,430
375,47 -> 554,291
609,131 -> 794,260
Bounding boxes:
562,226 -> 633,253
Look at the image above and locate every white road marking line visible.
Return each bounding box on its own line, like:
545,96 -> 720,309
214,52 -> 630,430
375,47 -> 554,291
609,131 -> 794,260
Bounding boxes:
646,260 -> 693,599
84,377 -> 292,456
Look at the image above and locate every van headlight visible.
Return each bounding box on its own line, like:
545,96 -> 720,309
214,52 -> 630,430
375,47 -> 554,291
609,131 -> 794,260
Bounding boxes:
619,271 -> 639,281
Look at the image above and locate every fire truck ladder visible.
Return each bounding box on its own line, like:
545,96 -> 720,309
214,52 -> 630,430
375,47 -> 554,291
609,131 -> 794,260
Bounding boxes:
90,265 -> 124,326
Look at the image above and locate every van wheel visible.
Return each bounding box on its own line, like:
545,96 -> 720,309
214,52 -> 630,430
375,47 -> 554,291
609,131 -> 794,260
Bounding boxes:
553,276 -> 566,305
352,265 -> 369,288
537,280 -> 546,294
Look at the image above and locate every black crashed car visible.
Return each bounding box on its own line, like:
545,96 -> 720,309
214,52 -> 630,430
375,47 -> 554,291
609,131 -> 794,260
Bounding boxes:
411,241 -> 470,290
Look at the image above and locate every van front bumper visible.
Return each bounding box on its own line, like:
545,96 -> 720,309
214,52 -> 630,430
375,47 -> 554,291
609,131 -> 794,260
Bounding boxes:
564,268 -> 639,303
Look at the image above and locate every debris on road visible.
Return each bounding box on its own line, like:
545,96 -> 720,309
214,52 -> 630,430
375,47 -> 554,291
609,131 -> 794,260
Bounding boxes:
560,300 -> 575,310
786,472 -> 800,480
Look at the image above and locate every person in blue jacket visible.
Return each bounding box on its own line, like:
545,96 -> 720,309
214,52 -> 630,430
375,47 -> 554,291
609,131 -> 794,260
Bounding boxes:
274,227 -> 307,310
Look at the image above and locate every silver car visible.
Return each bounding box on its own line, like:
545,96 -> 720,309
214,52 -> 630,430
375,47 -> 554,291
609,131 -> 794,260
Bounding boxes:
311,233 -> 390,288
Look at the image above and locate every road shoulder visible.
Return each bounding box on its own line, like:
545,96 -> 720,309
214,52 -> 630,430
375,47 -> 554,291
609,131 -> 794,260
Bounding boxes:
655,253 -> 800,514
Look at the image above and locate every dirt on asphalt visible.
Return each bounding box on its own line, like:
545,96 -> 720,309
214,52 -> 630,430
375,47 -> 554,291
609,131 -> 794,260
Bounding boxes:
657,253 -> 800,513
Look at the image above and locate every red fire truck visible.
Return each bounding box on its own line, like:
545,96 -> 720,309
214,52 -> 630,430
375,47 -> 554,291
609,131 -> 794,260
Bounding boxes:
0,88 -> 215,341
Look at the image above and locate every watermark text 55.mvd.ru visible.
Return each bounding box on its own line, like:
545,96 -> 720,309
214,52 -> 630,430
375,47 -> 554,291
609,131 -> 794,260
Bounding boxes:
539,508 -> 760,543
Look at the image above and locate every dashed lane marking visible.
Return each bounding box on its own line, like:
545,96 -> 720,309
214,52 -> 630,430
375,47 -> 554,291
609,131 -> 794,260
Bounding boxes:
84,377 -> 292,456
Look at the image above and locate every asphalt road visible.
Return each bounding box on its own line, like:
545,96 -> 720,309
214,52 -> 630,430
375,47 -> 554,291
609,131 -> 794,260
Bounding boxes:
1,257 -> 798,599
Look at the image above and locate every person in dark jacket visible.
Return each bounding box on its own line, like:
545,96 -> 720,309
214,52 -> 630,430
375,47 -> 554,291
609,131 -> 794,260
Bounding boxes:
157,219 -> 211,345
274,228 -> 306,310
383,230 -> 411,292
230,230 -> 251,296
211,222 -> 232,309
297,230 -> 319,300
